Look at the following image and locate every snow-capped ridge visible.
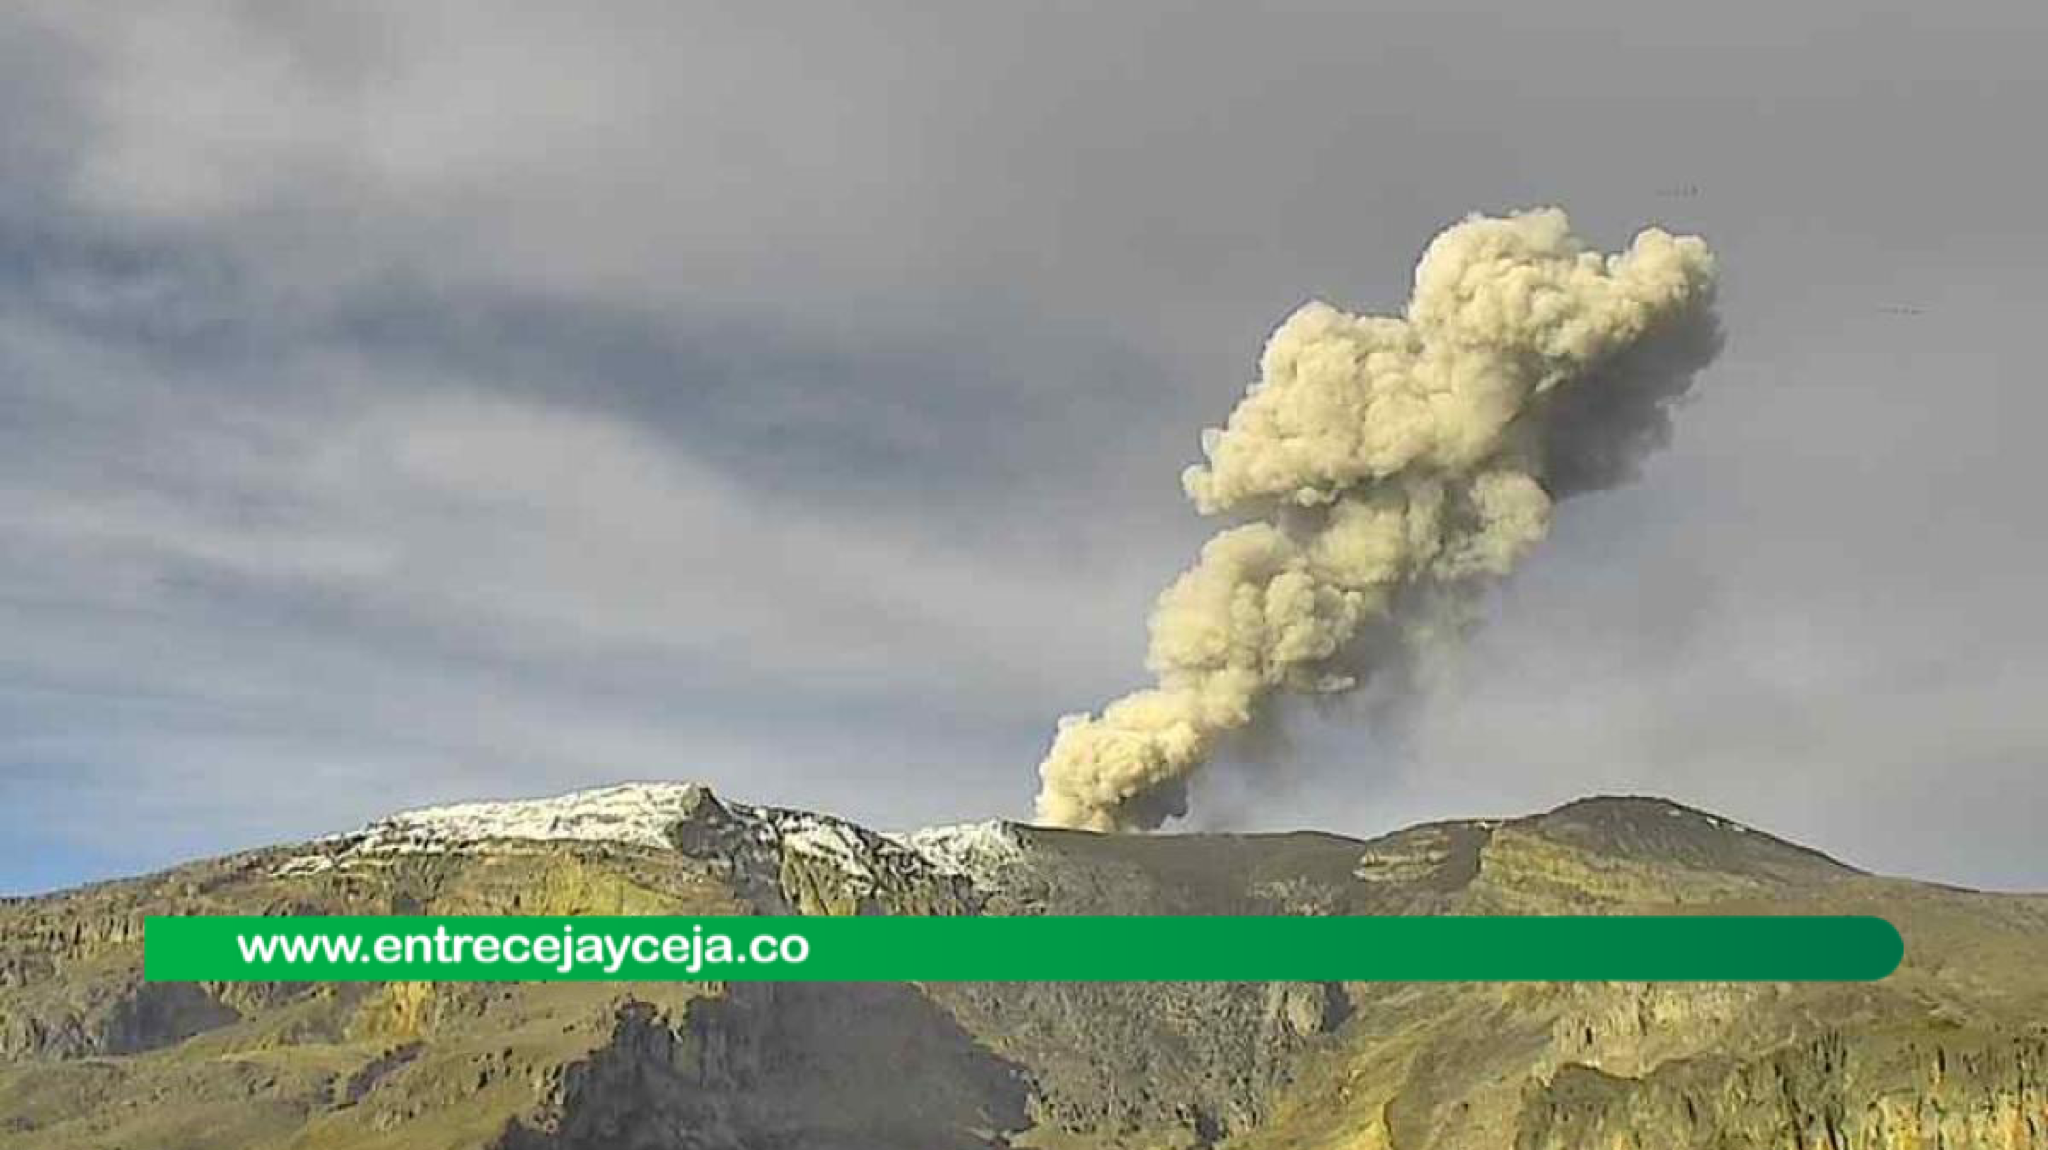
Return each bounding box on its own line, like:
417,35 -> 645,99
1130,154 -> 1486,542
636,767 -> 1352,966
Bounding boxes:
347,782 -> 716,852
887,820 -> 1027,889
295,782 -> 1031,894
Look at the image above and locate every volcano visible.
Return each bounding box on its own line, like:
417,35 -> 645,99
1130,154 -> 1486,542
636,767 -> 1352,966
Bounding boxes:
2,784 -> 2043,1149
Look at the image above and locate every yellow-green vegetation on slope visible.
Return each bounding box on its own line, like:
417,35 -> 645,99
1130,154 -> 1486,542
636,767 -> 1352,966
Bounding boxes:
2,788 -> 2043,1149
0,840 -> 737,1150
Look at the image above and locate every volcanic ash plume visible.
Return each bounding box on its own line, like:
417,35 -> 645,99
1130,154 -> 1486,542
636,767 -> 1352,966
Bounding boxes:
1034,208 -> 1720,831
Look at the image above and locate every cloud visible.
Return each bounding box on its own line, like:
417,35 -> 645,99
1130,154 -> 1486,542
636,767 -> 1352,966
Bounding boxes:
3,0 -> 2047,891
0,303 -> 1183,885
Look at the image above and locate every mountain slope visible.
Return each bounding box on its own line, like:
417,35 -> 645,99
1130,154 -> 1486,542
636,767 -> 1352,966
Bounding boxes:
1,785 -> 2043,1149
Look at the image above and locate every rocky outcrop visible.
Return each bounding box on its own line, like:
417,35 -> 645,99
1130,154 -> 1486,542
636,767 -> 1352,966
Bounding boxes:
0,971 -> 240,1060
0,786 -> 2042,1150
496,988 -> 1030,1150
1517,1031 -> 2048,1149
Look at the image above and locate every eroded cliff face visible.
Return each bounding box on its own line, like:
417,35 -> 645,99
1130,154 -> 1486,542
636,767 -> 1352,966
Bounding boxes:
1517,1031 -> 2048,1150
1,786 -> 2043,1150
479,978 -> 1351,1150
497,988 -> 1032,1150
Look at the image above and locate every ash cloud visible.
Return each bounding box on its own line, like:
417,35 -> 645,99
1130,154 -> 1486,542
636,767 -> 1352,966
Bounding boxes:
1035,208 -> 1721,831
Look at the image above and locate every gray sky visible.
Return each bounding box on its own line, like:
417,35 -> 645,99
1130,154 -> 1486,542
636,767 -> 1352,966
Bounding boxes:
3,0 -> 2043,893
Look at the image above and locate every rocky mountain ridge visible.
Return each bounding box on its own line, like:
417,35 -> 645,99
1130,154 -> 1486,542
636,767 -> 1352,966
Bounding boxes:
2,784 -> 2044,1149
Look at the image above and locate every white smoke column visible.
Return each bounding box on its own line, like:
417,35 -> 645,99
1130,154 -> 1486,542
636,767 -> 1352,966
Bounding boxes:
1035,208 -> 1719,831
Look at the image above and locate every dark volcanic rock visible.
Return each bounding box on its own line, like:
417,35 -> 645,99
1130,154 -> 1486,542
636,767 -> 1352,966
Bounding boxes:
1,784 -> 2043,1149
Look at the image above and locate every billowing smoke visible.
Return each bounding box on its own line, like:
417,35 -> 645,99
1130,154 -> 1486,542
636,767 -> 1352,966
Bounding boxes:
1035,208 -> 1720,831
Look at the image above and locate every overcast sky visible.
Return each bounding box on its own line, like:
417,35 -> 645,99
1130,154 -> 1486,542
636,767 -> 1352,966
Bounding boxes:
3,0 -> 2043,894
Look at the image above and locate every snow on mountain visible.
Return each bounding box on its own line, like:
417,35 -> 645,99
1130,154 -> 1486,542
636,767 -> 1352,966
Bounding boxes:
347,782 -> 718,852
298,782 -> 1031,894
888,820 -> 1027,889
